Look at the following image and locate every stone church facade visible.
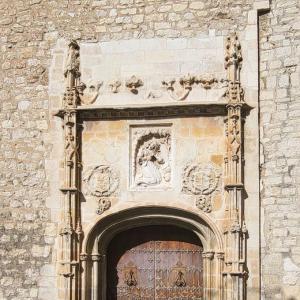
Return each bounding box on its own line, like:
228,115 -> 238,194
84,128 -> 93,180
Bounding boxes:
0,1 -> 299,300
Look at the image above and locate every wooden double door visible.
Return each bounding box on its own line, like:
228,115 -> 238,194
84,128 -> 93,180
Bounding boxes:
107,225 -> 203,300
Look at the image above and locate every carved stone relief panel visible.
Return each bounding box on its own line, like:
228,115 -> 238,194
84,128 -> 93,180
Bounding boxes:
182,162 -> 221,212
83,165 -> 119,214
130,125 -> 172,189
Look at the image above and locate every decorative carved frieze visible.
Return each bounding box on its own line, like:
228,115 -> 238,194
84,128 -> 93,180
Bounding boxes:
195,74 -> 218,90
162,75 -> 195,101
179,74 -> 195,90
131,126 -> 171,188
126,75 -> 143,94
182,162 -> 221,213
78,81 -> 102,105
83,165 -> 119,214
109,80 -> 122,93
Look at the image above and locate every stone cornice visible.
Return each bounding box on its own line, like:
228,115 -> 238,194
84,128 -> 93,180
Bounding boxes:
53,102 -> 252,120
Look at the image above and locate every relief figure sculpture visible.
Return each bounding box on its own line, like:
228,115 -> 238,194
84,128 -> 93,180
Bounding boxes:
133,128 -> 171,188
136,139 -> 164,186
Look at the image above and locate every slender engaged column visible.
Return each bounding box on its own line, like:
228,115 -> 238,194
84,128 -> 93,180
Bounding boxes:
91,254 -> 101,300
216,252 -> 225,300
202,251 -> 214,300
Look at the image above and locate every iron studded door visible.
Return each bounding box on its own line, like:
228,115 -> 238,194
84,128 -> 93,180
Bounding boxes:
107,226 -> 203,300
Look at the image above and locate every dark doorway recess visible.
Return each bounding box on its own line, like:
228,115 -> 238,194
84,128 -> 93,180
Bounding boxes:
107,225 -> 203,300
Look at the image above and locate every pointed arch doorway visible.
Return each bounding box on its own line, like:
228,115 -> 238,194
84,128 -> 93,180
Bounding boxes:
107,225 -> 203,300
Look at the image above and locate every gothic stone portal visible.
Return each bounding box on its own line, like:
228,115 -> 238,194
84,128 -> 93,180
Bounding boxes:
56,33 -> 260,300
107,225 -> 203,300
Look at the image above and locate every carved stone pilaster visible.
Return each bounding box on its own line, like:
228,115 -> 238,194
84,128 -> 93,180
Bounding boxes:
223,34 -> 247,300
59,40 -> 82,300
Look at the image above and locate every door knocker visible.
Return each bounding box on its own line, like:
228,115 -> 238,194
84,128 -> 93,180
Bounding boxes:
174,270 -> 186,287
125,269 -> 137,287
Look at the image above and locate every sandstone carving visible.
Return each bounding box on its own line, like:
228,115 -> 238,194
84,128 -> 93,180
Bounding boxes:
63,87 -> 79,108
78,81 -> 102,105
132,127 -> 171,188
195,74 -> 218,89
126,75 -> 143,94
162,74 -> 195,101
182,162 -> 221,212
109,80 -> 122,93
83,165 -> 119,214
83,165 -> 119,197
225,33 -> 242,73
64,40 -> 81,83
65,124 -> 78,165
179,74 -> 195,90
96,198 -> 112,215
183,162 -> 221,195
145,90 -> 163,100
196,195 -> 212,213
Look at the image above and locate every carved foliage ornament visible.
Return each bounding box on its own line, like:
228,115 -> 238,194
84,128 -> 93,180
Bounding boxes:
132,127 -> 171,188
182,162 -> 221,213
78,81 -> 102,105
126,75 -> 144,94
162,74 -> 224,101
225,33 -> 242,72
162,74 -> 194,101
83,165 -> 119,214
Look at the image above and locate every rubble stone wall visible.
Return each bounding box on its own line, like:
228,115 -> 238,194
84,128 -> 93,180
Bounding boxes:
259,1 -> 300,299
0,0 -> 299,299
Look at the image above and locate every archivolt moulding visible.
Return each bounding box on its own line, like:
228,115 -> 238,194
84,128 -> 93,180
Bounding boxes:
80,205 -> 224,300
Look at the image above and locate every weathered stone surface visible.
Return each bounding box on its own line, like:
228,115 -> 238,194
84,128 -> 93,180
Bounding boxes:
259,1 -> 300,299
0,0 -> 299,299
